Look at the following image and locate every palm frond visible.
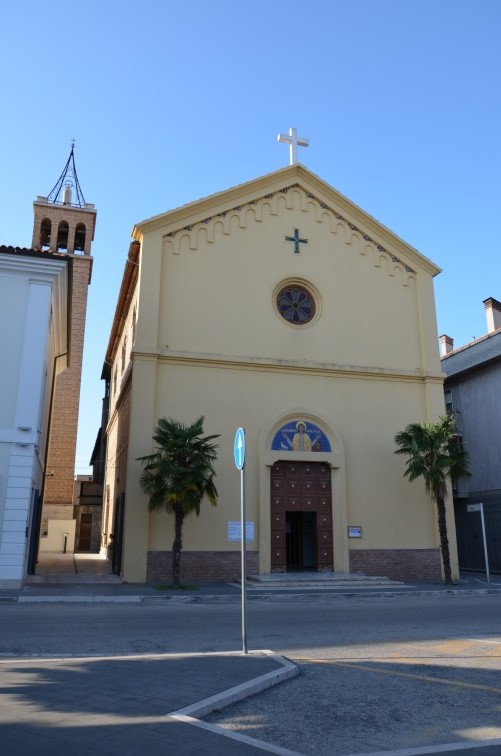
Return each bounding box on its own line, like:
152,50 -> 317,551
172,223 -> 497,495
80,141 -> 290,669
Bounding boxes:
138,416 -> 220,516
395,414 -> 470,498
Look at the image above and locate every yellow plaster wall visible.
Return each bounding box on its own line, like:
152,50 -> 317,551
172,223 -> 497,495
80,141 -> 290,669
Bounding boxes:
156,189 -> 439,375
142,361 -> 443,558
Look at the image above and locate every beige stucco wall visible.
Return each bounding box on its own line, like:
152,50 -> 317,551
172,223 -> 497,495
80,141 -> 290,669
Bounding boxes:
105,167 -> 453,583
42,519 -> 75,553
135,361 -> 444,560
157,197 -> 427,372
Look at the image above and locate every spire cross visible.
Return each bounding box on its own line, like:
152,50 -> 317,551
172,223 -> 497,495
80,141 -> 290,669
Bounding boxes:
277,127 -> 309,165
285,228 -> 308,254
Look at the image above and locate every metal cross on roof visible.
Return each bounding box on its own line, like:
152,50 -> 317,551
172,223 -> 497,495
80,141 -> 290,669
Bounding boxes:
277,127 -> 309,165
285,228 -> 308,253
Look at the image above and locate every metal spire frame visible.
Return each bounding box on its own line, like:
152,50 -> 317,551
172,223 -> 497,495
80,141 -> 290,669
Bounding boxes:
46,142 -> 87,207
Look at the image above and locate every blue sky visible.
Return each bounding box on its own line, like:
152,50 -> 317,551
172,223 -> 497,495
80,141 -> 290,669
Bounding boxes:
2,1 -> 500,474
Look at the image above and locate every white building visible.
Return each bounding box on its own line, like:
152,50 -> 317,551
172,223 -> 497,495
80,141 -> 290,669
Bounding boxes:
0,246 -> 68,587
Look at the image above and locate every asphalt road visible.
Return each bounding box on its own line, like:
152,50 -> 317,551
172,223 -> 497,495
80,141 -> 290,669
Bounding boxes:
1,593 -> 501,755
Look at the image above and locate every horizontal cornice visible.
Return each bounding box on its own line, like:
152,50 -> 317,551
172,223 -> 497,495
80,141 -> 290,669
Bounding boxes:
131,347 -> 444,383
0,250 -> 67,277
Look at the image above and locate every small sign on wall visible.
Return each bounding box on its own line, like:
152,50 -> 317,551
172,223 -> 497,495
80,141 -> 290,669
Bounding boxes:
228,521 -> 255,542
348,526 -> 362,538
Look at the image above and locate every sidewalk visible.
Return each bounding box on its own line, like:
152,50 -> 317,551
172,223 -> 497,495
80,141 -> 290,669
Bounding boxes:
1,554 -> 500,603
2,557 -> 500,756
0,650 -> 299,755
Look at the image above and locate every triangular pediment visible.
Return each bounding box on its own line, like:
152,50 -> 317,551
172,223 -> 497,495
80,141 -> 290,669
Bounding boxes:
133,164 -> 440,279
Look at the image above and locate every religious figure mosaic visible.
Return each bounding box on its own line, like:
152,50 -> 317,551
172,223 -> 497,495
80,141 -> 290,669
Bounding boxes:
271,420 -> 331,452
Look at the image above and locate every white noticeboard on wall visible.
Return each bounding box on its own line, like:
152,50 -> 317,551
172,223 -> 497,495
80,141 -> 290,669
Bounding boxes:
227,521 -> 254,542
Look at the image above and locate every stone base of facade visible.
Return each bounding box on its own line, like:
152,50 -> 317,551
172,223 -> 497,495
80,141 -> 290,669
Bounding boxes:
349,548 -> 442,580
147,550 -> 259,583
0,578 -> 23,589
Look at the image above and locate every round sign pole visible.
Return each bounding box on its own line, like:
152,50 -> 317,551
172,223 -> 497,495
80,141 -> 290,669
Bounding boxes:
234,428 -> 248,654
241,461 -> 248,654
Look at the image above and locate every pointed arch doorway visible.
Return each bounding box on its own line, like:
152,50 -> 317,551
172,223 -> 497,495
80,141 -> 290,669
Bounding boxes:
270,460 -> 333,572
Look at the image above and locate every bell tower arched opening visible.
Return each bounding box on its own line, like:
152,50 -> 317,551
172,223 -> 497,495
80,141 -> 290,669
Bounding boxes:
56,221 -> 69,251
74,223 -> 86,253
40,218 -> 52,249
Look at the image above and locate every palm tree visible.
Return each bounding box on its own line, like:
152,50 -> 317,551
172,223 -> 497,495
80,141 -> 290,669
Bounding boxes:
138,416 -> 219,587
394,414 -> 470,584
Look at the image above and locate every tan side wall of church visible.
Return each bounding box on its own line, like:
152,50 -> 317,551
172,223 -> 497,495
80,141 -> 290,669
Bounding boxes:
42,256 -> 92,531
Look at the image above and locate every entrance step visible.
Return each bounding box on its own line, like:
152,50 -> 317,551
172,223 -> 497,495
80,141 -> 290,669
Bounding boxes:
243,572 -> 404,589
24,574 -> 121,585
24,553 -> 120,585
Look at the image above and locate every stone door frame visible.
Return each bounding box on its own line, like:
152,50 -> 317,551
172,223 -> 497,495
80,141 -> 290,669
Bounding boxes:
259,410 -> 349,575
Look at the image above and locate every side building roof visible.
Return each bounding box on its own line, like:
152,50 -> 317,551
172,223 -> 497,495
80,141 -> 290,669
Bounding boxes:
441,329 -> 501,379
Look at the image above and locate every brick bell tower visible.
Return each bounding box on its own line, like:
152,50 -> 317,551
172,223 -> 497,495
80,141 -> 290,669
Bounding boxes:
34,145 -> 96,554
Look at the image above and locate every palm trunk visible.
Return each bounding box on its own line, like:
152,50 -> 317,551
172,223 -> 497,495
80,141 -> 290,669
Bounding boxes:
171,508 -> 184,587
436,495 -> 453,584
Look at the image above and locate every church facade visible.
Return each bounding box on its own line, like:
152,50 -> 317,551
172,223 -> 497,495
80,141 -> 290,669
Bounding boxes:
103,163 -> 454,583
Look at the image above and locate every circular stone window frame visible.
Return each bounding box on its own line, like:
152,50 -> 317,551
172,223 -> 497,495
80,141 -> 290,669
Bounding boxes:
273,277 -> 322,328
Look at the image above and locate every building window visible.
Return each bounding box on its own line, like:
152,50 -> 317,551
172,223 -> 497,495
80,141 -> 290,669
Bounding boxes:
445,391 -> 453,414
276,283 -> 316,325
121,336 -> 127,374
113,366 -> 117,396
132,306 -> 137,344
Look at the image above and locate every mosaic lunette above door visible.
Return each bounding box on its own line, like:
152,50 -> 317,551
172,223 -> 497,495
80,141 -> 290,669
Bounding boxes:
271,420 -> 331,452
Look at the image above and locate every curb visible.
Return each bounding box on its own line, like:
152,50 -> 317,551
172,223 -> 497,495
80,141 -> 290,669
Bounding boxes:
171,650 -> 298,719
16,595 -> 142,604
170,650 -> 301,756
344,737 -> 501,755
4,586 -> 501,604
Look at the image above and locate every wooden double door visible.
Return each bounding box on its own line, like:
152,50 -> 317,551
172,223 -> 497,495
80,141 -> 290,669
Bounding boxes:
270,460 -> 333,572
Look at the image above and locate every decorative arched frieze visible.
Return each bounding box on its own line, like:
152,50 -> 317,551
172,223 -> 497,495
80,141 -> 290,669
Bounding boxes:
333,219 -> 348,240
212,217 -> 227,239
195,225 -> 210,247
374,251 -> 390,273
161,184 -> 416,285
243,206 -> 258,226
347,231 -> 361,252
163,238 -> 175,255
287,187 -> 304,211
179,232 -> 195,253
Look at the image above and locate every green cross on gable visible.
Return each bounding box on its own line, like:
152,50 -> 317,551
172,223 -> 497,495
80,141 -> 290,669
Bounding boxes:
285,228 -> 308,254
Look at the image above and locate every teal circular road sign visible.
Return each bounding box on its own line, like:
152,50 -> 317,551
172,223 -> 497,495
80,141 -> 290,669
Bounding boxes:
234,427 -> 245,470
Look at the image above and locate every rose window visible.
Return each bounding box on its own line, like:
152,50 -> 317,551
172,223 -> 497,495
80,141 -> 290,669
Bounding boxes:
276,285 -> 316,324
